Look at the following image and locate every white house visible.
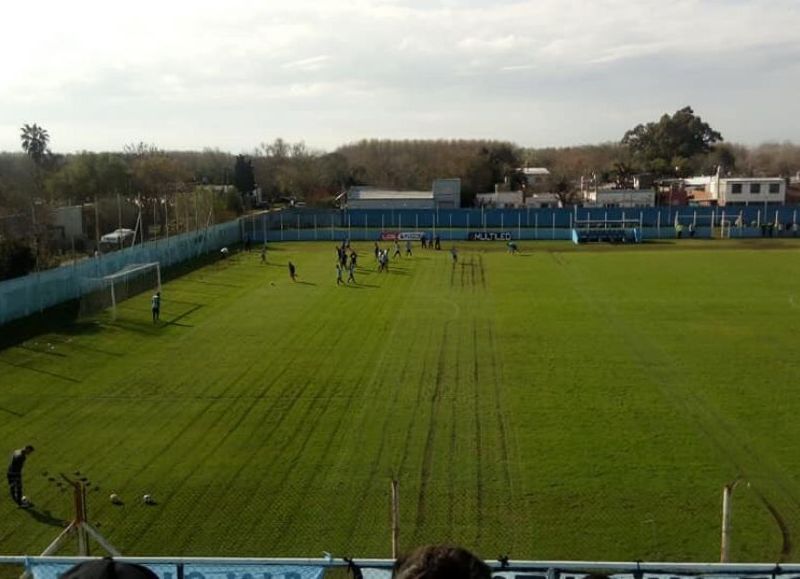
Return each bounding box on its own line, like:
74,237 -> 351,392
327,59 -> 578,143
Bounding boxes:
685,175 -> 786,207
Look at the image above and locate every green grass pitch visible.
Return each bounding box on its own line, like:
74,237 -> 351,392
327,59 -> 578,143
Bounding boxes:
1,239 -> 800,562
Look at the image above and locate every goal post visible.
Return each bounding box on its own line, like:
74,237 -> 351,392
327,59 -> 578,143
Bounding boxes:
80,262 -> 161,320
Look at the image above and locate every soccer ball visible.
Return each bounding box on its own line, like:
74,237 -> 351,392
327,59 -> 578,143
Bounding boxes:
21,495 -> 29,505
143,494 -> 154,505
109,493 -> 121,504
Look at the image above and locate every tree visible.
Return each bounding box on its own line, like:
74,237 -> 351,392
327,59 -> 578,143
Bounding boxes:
0,239 -> 36,281
621,106 -> 722,176
233,155 -> 256,195
612,162 -> 635,189
551,175 -> 578,206
46,153 -> 129,203
20,124 -> 50,167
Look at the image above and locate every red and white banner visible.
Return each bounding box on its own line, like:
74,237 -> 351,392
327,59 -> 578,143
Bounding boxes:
380,231 -> 425,241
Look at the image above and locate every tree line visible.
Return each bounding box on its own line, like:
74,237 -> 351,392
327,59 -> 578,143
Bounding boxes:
3,107 -> 800,220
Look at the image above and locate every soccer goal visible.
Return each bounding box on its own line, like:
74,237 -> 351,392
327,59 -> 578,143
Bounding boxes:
80,262 -> 161,320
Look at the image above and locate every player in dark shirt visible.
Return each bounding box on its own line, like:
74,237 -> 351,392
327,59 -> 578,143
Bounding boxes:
288,261 -> 297,281
7,445 -> 34,507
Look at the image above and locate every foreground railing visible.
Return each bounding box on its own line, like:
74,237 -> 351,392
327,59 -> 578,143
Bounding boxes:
2,557 -> 800,579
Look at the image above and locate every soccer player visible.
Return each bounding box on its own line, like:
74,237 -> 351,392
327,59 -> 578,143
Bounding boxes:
336,263 -> 344,285
393,241 -> 401,258
405,239 -> 413,256
450,246 -> 458,264
288,261 -> 297,281
349,251 -> 358,269
151,291 -> 161,323
7,445 -> 34,508
434,234 -> 441,250
347,260 -> 356,284
507,241 -> 518,254
260,245 -> 267,263
374,242 -> 380,261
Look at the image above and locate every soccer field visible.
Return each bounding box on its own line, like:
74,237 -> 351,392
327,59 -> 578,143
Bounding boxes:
2,240 -> 800,563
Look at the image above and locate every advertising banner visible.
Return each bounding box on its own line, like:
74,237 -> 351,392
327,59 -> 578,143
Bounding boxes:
468,231 -> 512,241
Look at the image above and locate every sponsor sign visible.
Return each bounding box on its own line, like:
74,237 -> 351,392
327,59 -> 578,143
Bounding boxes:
469,231 -> 512,241
380,231 -> 425,241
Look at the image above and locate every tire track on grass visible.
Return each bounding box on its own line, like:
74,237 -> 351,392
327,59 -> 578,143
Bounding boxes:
143,307 -> 346,550
446,327 -> 461,539
122,296 -> 344,547
206,331 -> 366,547
267,323 -> 400,552
244,278 -> 405,550
487,318 -> 516,552
342,321 -> 418,548
472,320 -> 485,544
412,323 -> 449,539
343,258 -> 447,547
560,261 -> 800,560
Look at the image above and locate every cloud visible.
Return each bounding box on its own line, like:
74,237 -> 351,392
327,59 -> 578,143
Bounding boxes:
0,0 -> 799,151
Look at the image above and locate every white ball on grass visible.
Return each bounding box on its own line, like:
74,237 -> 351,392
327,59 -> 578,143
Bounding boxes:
143,494 -> 154,504
109,493 -> 121,504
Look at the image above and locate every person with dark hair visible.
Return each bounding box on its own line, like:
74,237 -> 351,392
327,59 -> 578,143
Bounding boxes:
60,558 -> 158,579
393,545 -> 490,579
7,445 -> 34,508
288,261 -> 297,281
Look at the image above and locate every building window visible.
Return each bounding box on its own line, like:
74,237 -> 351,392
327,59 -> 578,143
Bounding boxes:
731,183 -> 742,194
769,183 -> 781,194
750,183 -> 761,194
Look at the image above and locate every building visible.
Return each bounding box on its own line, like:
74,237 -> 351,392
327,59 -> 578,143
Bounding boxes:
475,191 -> 523,208
684,175 -> 786,207
584,188 -> 656,208
525,193 -> 561,208
343,179 -> 461,210
518,167 -> 550,188
432,178 -> 461,208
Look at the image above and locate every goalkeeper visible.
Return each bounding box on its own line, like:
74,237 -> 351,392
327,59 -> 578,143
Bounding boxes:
151,291 -> 161,323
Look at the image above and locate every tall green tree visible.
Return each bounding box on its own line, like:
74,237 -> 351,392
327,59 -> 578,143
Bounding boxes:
233,155 -> 256,195
621,106 -> 722,176
20,123 -> 50,167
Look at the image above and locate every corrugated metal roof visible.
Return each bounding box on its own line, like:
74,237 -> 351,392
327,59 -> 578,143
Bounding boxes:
349,189 -> 433,200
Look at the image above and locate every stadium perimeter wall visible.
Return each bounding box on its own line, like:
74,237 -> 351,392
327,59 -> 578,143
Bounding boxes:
0,220 -> 241,326
244,206 -> 800,243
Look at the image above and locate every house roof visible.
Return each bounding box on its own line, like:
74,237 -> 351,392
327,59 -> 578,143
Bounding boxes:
349,188 -> 433,200
520,167 -> 550,175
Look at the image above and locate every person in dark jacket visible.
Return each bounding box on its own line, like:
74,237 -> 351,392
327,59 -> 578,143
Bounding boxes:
8,445 -> 34,507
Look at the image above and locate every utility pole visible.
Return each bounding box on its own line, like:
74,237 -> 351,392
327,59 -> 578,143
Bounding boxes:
390,479 -> 400,558
721,478 -> 744,562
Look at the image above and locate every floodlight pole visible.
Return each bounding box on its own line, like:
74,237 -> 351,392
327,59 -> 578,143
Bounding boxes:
390,479 -> 400,559
720,477 -> 743,563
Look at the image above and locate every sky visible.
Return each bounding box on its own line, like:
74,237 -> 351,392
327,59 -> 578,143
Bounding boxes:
1,0 -> 799,154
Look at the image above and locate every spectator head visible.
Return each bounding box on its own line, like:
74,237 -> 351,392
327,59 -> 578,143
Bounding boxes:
60,558 -> 157,579
393,545 -> 491,579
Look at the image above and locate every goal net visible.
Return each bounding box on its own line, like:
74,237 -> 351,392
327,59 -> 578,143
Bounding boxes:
80,262 -> 161,320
